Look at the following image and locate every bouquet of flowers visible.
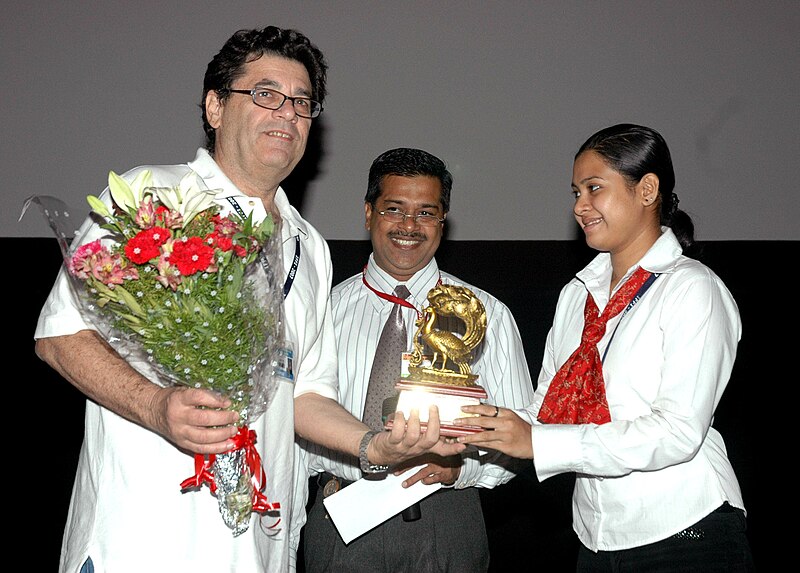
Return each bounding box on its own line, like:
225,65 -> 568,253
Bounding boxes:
22,169 -> 285,536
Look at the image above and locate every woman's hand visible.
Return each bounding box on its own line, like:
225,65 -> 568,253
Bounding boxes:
453,404 -> 534,459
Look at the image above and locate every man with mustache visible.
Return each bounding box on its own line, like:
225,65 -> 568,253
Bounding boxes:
300,147 -> 535,572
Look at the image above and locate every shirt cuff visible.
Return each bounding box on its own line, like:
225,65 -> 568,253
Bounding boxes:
452,449 -> 482,489
532,423 -> 584,481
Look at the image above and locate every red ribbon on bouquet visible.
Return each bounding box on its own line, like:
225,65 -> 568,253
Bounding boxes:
230,426 -> 281,514
180,453 -> 218,493
179,426 -> 281,519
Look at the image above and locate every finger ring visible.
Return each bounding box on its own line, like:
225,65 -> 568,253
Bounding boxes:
492,406 -> 499,417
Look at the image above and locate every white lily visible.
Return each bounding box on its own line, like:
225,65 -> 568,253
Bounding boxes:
155,172 -> 219,227
108,170 -> 154,217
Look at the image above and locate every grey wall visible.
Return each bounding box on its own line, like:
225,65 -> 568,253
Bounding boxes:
4,1 -> 797,240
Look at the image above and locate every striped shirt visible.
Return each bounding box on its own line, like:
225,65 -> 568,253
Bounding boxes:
301,254 -> 535,489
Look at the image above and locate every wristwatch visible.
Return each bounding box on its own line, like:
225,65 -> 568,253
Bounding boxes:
359,430 -> 389,474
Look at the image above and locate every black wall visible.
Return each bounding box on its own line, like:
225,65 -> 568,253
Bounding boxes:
15,238 -> 785,571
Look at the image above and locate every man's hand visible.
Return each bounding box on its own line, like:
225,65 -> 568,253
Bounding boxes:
367,406 -> 465,467
36,332 -> 239,456
396,454 -> 462,487
149,386 -> 239,455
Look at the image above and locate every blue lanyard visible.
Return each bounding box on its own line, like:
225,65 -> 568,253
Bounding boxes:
601,272 -> 660,363
282,236 -> 300,299
226,197 -> 300,299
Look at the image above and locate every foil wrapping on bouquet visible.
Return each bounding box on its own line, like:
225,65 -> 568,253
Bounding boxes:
181,426 -> 281,536
21,175 -> 286,536
215,446 -> 255,536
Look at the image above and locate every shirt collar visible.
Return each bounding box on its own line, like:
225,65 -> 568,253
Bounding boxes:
187,148 -> 308,243
364,255 -> 440,308
577,227 -> 683,293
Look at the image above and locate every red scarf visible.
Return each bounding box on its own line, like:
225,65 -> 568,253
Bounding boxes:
538,266 -> 653,425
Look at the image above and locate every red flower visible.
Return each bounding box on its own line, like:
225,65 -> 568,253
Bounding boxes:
125,227 -> 171,264
207,231 -> 234,252
170,236 -> 215,276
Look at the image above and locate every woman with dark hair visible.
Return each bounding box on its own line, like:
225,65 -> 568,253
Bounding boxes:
456,124 -> 754,571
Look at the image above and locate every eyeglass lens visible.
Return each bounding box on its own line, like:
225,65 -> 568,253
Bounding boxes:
253,88 -> 321,118
381,211 -> 442,226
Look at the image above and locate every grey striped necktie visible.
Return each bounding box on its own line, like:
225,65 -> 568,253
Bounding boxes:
362,284 -> 411,430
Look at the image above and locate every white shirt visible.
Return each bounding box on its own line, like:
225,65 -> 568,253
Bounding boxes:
302,255 -> 535,488
35,149 -> 338,573
526,228 -> 746,552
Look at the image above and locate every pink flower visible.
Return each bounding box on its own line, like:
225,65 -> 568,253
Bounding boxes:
134,196 -> 158,229
156,205 -> 184,229
69,240 -> 105,279
91,249 -> 139,286
212,214 -> 242,238
155,252 -> 182,290
69,240 -> 139,285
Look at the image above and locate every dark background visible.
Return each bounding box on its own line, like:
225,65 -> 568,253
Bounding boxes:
15,237 -> 784,571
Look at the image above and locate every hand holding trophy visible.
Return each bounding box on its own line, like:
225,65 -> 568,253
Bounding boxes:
385,283 -> 488,437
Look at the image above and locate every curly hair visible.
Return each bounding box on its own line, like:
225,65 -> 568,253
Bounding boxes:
200,26 -> 328,152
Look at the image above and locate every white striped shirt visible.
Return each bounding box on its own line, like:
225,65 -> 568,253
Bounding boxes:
301,254 -> 535,489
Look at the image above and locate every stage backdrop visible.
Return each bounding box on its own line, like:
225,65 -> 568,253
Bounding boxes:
4,1 -> 797,242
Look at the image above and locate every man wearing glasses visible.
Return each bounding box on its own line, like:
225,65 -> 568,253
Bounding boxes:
300,148 -> 535,572
35,30 -> 461,573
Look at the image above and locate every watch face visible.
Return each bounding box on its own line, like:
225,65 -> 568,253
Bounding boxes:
364,464 -> 389,474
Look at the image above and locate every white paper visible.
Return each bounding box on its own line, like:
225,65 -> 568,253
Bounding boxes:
322,466 -> 442,544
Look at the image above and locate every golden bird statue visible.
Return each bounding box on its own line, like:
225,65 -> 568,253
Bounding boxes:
409,283 -> 487,385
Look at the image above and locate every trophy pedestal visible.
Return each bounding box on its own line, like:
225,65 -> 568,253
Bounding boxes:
384,374 -> 488,437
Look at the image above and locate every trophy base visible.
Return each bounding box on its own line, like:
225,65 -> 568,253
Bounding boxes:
384,379 -> 488,437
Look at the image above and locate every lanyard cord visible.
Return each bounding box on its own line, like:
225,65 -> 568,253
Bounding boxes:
281,236 -> 300,299
360,264 -> 444,318
226,197 -> 300,299
361,266 -> 420,316
601,272 -> 660,363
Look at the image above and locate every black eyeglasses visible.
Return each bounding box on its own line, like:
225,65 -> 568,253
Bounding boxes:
378,209 -> 444,227
229,86 -> 323,118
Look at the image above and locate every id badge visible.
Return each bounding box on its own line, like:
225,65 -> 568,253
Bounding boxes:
273,344 -> 294,383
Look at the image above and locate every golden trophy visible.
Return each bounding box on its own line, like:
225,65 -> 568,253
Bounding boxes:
384,283 -> 488,437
